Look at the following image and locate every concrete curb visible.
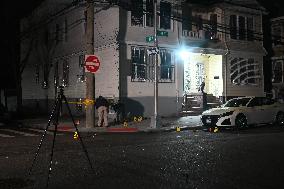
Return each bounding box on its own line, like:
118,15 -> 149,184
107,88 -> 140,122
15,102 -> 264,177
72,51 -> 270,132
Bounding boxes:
22,123 -> 203,133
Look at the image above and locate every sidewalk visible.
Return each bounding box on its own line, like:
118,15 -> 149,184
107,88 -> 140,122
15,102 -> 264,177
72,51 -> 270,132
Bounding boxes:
20,115 -> 203,133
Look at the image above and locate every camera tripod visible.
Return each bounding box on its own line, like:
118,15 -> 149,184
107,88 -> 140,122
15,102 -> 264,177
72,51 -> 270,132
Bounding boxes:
28,86 -> 94,188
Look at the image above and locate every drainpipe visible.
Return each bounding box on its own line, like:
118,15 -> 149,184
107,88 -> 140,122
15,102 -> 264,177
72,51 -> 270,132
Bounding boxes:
224,9 -> 230,103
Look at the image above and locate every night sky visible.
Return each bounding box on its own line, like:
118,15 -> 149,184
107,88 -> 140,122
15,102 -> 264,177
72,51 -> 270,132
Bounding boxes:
0,0 -> 284,89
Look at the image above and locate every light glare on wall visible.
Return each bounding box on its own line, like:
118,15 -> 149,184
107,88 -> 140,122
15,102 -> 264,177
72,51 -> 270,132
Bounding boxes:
179,50 -> 191,61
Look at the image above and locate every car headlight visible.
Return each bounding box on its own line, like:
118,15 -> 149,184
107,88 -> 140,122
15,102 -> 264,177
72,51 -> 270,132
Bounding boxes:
220,111 -> 234,117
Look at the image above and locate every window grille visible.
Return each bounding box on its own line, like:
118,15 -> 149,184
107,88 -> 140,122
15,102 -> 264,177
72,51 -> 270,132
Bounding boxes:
230,58 -> 260,85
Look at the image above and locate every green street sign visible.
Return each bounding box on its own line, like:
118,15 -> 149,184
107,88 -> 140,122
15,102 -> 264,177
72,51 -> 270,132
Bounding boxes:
157,30 -> 168,37
146,36 -> 155,42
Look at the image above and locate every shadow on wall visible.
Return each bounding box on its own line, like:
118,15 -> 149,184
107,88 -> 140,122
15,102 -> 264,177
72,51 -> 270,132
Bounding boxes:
122,98 -> 144,119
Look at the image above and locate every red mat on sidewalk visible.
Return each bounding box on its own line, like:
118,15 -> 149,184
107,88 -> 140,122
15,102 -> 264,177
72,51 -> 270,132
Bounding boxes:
106,128 -> 138,132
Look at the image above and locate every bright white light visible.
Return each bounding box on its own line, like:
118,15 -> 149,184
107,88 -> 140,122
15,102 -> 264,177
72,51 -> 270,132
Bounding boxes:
179,50 -> 190,61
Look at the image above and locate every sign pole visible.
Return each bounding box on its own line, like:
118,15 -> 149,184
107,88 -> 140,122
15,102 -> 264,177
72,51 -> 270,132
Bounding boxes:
151,0 -> 159,128
85,0 -> 95,128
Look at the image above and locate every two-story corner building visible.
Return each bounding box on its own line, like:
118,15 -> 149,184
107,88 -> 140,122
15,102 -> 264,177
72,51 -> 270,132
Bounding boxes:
271,16 -> 284,100
20,0 -> 267,119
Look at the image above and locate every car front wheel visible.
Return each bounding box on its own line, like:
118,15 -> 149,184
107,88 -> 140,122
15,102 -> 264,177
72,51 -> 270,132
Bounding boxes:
275,112 -> 284,126
235,114 -> 247,129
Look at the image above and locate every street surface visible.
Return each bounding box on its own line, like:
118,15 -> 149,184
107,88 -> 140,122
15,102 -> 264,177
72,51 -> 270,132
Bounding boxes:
1,125 -> 284,189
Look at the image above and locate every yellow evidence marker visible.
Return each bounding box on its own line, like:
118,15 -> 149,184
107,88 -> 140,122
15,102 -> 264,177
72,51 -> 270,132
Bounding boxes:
213,127 -> 219,133
176,127 -> 181,132
73,132 -> 79,140
123,121 -> 128,127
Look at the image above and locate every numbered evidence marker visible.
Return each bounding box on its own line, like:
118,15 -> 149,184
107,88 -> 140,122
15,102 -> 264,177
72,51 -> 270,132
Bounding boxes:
73,132 -> 79,140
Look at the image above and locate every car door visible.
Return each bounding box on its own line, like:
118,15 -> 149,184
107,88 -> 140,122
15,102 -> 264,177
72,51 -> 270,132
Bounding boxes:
246,97 -> 266,124
260,98 -> 277,123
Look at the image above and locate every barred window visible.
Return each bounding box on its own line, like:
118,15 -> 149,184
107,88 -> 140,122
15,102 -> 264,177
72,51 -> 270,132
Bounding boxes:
230,58 -> 260,85
131,46 -> 175,83
131,47 -> 146,81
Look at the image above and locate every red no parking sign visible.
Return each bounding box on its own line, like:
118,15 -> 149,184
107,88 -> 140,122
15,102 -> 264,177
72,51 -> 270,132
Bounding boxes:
85,55 -> 100,73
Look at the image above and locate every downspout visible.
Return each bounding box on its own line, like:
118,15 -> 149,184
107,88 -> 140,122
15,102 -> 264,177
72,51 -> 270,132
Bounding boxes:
176,6 -> 181,116
224,9 -> 230,103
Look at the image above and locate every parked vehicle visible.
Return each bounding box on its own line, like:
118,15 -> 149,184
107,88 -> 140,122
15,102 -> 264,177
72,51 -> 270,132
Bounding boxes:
201,96 -> 284,128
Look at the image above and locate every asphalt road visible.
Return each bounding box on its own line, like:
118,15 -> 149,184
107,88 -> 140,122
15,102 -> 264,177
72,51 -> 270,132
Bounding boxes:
1,125 -> 284,189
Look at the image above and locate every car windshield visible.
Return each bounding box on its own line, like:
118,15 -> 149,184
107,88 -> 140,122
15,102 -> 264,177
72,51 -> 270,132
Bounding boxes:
223,98 -> 251,107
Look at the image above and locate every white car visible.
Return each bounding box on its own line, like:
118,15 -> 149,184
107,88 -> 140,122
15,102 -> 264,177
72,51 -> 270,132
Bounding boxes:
201,96 -> 284,128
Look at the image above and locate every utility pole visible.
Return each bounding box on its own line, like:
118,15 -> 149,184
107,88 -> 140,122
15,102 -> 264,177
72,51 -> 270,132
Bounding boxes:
150,0 -> 159,128
85,0 -> 95,128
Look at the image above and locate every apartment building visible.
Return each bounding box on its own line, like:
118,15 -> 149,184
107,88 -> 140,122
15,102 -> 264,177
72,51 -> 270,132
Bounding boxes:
20,0 -> 267,117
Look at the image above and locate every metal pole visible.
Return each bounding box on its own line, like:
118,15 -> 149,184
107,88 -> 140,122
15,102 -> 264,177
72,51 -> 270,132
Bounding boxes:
86,0 -> 95,128
151,0 -> 159,128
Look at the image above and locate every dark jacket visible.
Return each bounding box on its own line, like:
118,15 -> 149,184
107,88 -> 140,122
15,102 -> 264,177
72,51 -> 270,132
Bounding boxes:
95,96 -> 109,109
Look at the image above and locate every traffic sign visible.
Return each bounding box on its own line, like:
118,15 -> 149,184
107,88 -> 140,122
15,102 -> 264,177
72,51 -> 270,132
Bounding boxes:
85,55 -> 100,73
147,47 -> 159,55
146,36 -> 155,42
157,30 -> 168,37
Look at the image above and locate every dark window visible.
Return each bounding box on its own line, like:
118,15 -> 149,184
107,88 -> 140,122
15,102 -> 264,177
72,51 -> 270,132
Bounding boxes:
247,17 -> 254,41
247,97 -> 262,107
44,29 -> 49,45
272,61 -> 283,83
77,55 -> 85,82
146,0 -> 154,27
160,50 -> 173,80
131,0 -> 143,26
208,14 -> 217,39
262,97 -> 275,105
62,59 -> 69,87
54,61 -> 59,87
64,18 -> 68,42
160,2 -> 171,30
239,16 -> 245,40
55,24 -> 60,44
197,15 -> 203,30
182,3 -> 192,31
230,15 -> 237,39
84,11 -> 87,34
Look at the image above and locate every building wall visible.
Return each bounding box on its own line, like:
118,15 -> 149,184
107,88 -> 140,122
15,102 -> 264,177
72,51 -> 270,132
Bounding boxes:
20,0 -> 267,117
21,2 -> 120,115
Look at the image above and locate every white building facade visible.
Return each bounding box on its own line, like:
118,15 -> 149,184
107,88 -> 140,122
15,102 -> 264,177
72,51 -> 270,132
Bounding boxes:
20,0 -> 267,118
